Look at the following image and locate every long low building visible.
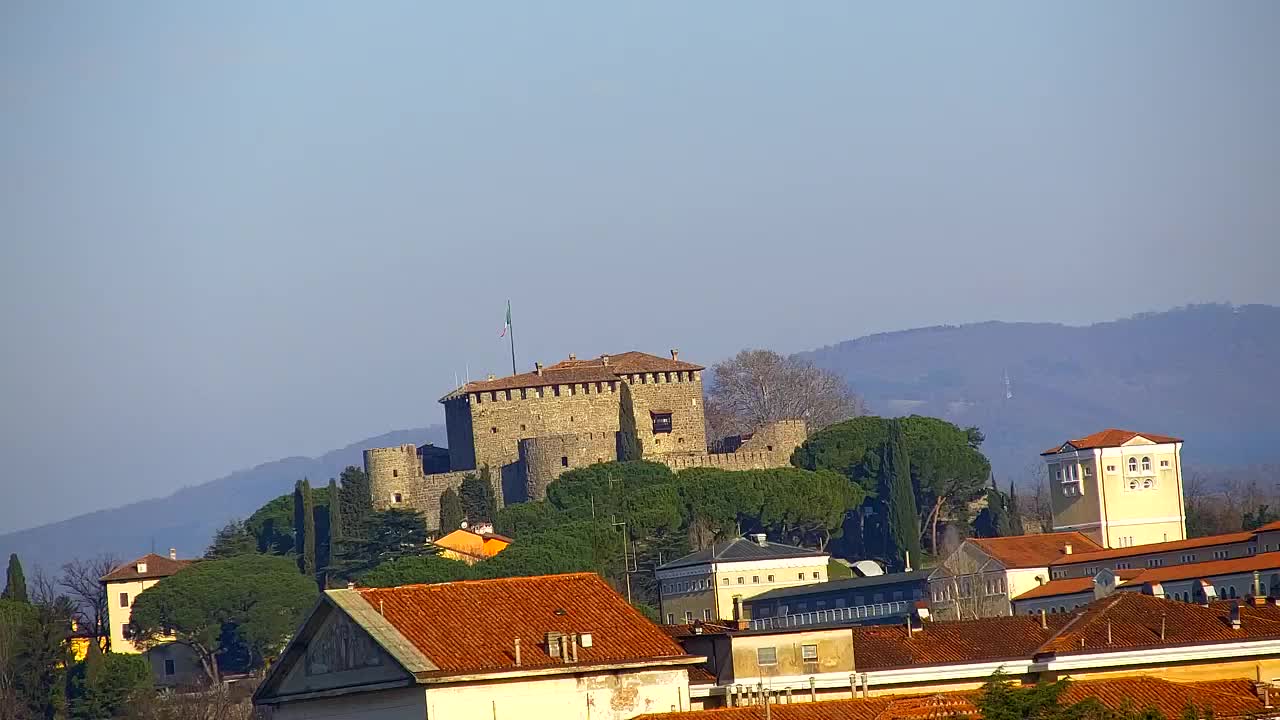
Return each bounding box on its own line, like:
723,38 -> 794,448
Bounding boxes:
743,570 -> 931,629
1013,550 -> 1280,615
637,677 -> 1276,720
667,592 -> 1280,709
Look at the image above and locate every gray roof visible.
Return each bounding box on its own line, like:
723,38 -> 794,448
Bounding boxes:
658,536 -> 827,571
745,569 -> 932,603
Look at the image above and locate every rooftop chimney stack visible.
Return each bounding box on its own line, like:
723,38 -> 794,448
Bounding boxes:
750,533 -> 768,546
169,548 -> 176,561
535,362 -> 544,376
514,638 -> 521,666
601,354 -> 610,366
1040,609 -> 1048,630
569,353 -> 576,361
488,373 -> 495,380
1231,602 -> 1243,630
671,349 -> 679,361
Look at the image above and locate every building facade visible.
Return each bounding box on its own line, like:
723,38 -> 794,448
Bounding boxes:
743,570 -> 930,629
1041,429 -> 1187,549
656,535 -> 830,624
100,551 -> 203,686
363,350 -> 808,530
253,573 -> 702,720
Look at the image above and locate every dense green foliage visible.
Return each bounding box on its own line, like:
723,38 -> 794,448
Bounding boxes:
128,554 -> 317,683
975,670 -> 1186,720
300,480 -> 317,580
332,508 -> 435,579
204,520 -> 257,559
66,648 -> 150,720
882,420 -> 922,570
243,485 -> 331,556
3,554 -> 27,603
326,478 -> 342,577
439,488 -> 465,534
460,468 -> 498,524
12,597 -> 73,719
362,460 -> 862,609
793,415 -> 992,560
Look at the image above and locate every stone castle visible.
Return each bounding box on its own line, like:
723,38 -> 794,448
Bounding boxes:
363,350 -> 807,529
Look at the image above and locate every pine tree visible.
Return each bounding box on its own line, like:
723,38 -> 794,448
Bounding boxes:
338,466 -> 372,533
439,488 -> 465,533
460,467 -> 498,523
3,553 -> 27,603
301,479 -> 317,581
882,420 -> 922,571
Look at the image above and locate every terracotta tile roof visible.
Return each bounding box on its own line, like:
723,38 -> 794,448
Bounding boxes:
1130,550 -> 1280,585
1037,592 -> 1280,656
967,532 -> 1102,569
687,665 -> 717,685
1012,570 -> 1144,602
1049,531 -> 1255,567
637,678 -> 1266,720
1042,428 -> 1183,455
851,614 -> 1072,671
100,553 -> 193,583
660,621 -> 734,639
353,572 -> 693,676
441,351 -> 703,400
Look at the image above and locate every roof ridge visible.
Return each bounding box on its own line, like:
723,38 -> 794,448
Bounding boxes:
1036,594 -> 1124,653
357,571 -> 598,592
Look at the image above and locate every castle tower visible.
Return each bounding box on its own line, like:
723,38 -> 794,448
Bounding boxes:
1041,429 -> 1186,549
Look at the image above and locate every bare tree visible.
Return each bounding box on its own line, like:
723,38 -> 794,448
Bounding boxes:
705,349 -> 866,441
27,566 -> 61,606
128,683 -> 264,720
60,554 -> 119,649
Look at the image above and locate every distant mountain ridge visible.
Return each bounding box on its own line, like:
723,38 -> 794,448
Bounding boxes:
797,303 -> 1280,481
0,427 -> 446,573
5,304 -> 1275,573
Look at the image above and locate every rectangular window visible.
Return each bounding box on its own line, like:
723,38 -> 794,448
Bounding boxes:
1214,550 -> 1229,560
813,572 -> 821,579
767,574 -> 775,582
164,658 -> 176,676
685,611 -> 694,623
560,456 -> 569,467
652,412 -> 673,434
753,576 -> 760,584
1116,562 -> 1132,570
666,613 -> 675,624
757,647 -> 778,666
1106,465 -> 1116,472
722,578 -> 729,586
737,577 -> 745,585
1181,554 -> 1195,563
703,608 -> 712,621
802,644 -> 819,662
798,573 -> 805,580
119,593 -> 129,608
893,590 -> 904,601
1161,460 -> 1170,467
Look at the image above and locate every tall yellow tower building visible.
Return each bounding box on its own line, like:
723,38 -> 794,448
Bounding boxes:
1041,429 -> 1186,549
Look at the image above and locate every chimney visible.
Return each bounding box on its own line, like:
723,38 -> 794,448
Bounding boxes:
514,638 -> 521,666
602,354 -> 610,366
671,349 -> 679,362
915,601 -> 930,622
168,548 -> 176,561
750,533 -> 768,547
535,362 -> 544,376
1040,608 -> 1048,630
1160,613 -> 1166,640
569,353 -> 576,361
488,373 -> 496,380
569,634 -> 579,663
1064,543 -> 1073,555
1231,601 -> 1243,630
347,581 -> 355,590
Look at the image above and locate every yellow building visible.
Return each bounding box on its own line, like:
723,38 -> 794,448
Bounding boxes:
655,534 -> 830,625
434,524 -> 513,565
100,551 -> 202,685
1041,429 -> 1187,549
253,572 -> 702,720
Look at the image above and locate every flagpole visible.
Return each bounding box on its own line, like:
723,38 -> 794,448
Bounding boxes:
508,301 -> 517,375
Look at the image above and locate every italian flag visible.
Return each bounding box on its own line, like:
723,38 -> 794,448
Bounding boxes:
499,301 -> 511,337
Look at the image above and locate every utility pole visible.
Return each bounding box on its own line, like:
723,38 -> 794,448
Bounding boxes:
612,518 -> 632,603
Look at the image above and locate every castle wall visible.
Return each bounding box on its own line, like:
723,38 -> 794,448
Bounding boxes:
733,420 -> 808,458
364,444 -> 470,531
465,380 -> 626,472
624,370 -> 708,458
519,432 -> 621,502
443,399 -> 476,471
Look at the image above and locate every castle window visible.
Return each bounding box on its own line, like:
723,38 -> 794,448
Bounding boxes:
560,456 -> 568,467
505,390 -> 512,401
651,412 -> 673,434
392,493 -> 402,504
553,385 -> 560,397
521,389 -> 527,399
678,437 -> 684,444
491,427 -> 498,434
491,392 -> 497,401
520,424 -> 527,431
392,469 -> 398,478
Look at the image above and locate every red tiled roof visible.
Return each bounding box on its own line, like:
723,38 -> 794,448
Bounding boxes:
100,553 -> 193,583
1042,428 -> 1183,455
1131,550 -> 1280,584
851,614 -> 1072,671
968,532 -> 1102,569
636,678 -> 1265,720
1049,532 -> 1255,567
443,351 -> 703,399
660,621 -> 734,639
354,573 -> 692,675
1037,593 -> 1280,656
1012,570 -> 1144,602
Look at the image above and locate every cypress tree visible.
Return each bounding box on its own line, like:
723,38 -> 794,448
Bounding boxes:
2,553 -> 27,603
883,420 -> 922,571
460,467 -> 498,523
327,478 -> 342,581
1003,481 -> 1021,536
301,479 -> 317,580
439,488 -> 465,533
292,480 -> 305,558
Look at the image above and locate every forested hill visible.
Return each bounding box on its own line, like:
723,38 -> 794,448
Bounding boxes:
797,304 -> 1280,483
0,426 -> 446,574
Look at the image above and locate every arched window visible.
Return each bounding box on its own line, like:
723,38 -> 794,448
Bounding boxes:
1128,479 -> 1139,490
1229,586 -> 1238,599
1142,457 -> 1152,472
1128,457 -> 1138,473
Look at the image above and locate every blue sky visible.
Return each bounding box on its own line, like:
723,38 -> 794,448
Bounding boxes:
1,2 -> 1277,532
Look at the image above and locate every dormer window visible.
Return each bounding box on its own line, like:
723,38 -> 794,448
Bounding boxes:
136,562 -> 147,574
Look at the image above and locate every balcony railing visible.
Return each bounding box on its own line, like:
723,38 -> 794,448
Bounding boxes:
748,600 -> 911,631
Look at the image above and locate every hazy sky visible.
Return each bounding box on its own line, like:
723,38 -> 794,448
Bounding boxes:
2,2 -> 1277,532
